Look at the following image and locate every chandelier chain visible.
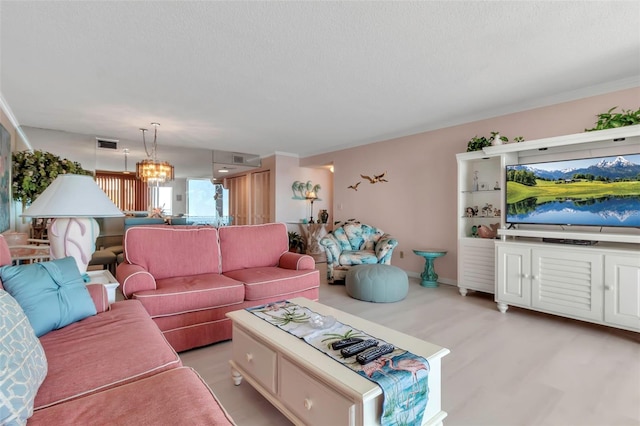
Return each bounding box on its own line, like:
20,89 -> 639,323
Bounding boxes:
140,122 -> 160,160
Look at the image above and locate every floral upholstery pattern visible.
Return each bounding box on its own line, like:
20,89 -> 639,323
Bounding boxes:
320,222 -> 398,283
0,289 -> 48,425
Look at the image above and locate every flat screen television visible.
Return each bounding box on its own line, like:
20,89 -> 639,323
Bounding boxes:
505,154 -> 640,228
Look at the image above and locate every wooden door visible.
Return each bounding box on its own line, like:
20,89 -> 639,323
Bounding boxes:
227,175 -> 249,225
251,171 -> 270,224
228,170 -> 271,225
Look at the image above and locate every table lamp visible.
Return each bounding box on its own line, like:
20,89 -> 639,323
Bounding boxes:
21,174 -> 124,274
305,190 -> 318,223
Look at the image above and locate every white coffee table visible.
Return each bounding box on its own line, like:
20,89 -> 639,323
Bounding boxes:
227,297 -> 450,426
86,270 -> 120,304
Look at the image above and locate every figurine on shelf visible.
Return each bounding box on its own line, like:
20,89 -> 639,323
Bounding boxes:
472,171 -> 479,191
465,207 -> 475,217
494,181 -> 500,190
494,208 -> 501,217
477,223 -> 500,239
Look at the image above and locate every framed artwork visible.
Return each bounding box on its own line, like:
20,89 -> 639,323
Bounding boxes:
0,123 -> 10,233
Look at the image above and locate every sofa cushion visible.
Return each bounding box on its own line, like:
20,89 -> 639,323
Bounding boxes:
0,257 -> 97,337
338,250 -> 378,266
133,273 -> 245,317
0,290 -> 48,426
224,267 -> 320,301
343,223 -> 384,250
330,226 -> 352,251
124,226 -> 221,279
34,300 -> 181,410
219,223 -> 288,272
27,367 -> 234,425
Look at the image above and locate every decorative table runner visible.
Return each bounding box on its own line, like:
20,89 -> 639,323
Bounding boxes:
248,301 -> 430,426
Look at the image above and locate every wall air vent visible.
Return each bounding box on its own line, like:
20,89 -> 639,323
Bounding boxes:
96,138 -> 119,150
212,150 -> 261,168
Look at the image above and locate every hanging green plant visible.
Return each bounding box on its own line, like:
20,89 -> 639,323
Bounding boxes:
12,150 -> 92,205
585,106 -> 640,131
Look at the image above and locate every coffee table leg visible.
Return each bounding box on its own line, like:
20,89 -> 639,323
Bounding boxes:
231,367 -> 243,386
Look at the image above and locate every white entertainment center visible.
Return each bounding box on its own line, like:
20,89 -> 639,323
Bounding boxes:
457,125 -> 640,332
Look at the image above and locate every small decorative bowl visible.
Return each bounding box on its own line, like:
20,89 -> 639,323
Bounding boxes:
309,314 -> 336,329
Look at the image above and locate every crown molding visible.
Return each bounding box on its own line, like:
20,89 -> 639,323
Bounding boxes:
0,92 -> 33,151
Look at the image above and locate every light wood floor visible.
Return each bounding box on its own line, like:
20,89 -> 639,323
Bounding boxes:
180,279 -> 640,426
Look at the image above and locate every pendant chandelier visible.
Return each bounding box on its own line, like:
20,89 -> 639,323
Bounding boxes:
136,122 -> 174,184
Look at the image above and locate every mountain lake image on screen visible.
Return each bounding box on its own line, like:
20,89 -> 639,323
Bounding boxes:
505,153 -> 640,228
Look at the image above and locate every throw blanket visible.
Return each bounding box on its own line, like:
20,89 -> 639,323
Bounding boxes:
248,301 -> 430,426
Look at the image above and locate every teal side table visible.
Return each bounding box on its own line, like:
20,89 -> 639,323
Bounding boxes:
413,249 -> 447,288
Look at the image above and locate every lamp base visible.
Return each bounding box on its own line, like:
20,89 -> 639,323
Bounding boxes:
47,217 -> 100,274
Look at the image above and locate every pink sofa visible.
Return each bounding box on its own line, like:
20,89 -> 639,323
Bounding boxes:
116,222 -> 320,352
0,235 -> 234,425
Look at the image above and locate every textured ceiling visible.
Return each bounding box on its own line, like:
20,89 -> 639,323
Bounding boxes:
1,1 -> 639,162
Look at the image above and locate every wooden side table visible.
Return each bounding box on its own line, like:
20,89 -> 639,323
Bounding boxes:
413,249 -> 447,288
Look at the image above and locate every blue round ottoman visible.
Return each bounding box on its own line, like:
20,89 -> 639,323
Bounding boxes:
345,264 -> 409,303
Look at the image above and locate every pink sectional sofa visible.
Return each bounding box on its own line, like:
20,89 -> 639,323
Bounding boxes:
116,222 -> 320,352
0,236 -> 234,425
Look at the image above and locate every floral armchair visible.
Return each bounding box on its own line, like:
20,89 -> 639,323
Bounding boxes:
319,222 -> 398,283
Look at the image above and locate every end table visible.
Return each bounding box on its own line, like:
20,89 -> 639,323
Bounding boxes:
86,270 -> 120,304
413,249 -> 447,288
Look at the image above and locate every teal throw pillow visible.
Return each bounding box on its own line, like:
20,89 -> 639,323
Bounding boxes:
0,257 -> 97,337
0,289 -> 48,425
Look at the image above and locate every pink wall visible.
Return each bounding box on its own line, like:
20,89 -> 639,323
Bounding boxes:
302,87 -> 640,283
273,154 -> 333,225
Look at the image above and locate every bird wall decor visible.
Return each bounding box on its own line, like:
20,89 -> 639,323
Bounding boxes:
360,171 -> 388,184
348,182 -> 361,191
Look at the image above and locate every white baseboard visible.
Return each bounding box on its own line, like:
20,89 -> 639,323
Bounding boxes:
405,270 -> 457,287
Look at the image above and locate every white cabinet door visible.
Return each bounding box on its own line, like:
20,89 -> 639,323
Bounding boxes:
604,254 -> 640,331
496,245 -> 531,306
458,238 -> 496,294
531,249 -> 603,322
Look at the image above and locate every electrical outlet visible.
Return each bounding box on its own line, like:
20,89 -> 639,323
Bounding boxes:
399,250 -> 404,259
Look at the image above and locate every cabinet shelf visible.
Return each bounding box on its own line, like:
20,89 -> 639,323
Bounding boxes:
498,228 -> 640,244
483,125 -> 640,155
461,189 -> 501,194
460,216 -> 501,220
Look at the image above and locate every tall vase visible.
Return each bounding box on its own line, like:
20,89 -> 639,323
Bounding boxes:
319,209 -> 329,224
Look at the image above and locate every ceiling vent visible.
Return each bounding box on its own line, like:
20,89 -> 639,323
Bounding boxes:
96,138 -> 119,150
232,154 -> 245,164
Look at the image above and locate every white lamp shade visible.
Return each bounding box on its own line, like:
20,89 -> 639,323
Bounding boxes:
22,174 -> 123,218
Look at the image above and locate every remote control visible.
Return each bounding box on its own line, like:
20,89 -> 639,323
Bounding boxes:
340,339 -> 378,357
331,338 -> 364,350
356,344 -> 395,364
